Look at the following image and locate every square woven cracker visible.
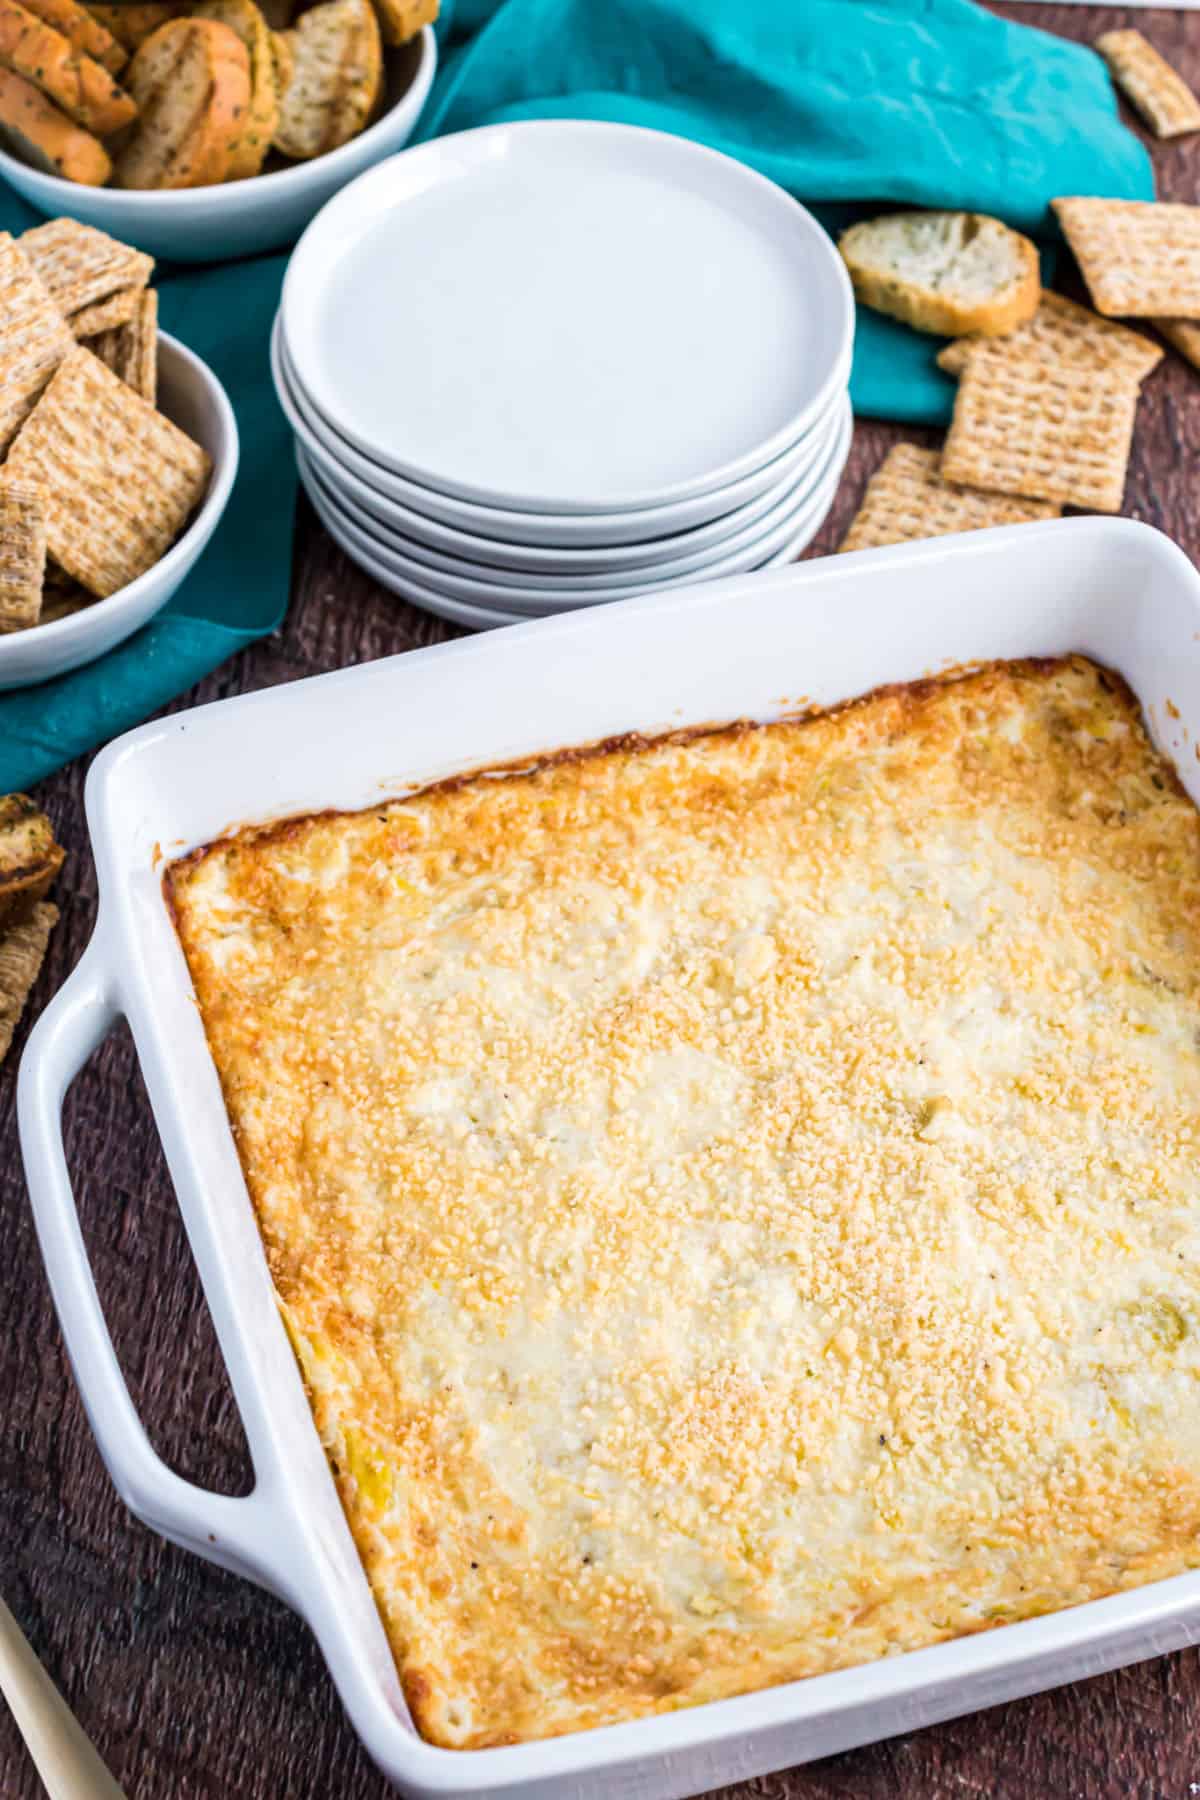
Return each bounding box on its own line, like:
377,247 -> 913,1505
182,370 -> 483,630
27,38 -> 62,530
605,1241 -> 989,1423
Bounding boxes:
838,444 -> 1061,553
4,345 -> 211,597
0,899 -> 57,1063
1159,320 -> 1200,372
69,283 -> 140,339
91,288 -> 157,402
0,479 -> 46,630
1097,30 -> 1200,139
938,291 -> 1162,382
19,217 -> 152,316
1053,198 -> 1200,318
0,231 -> 73,456
940,344 -> 1139,513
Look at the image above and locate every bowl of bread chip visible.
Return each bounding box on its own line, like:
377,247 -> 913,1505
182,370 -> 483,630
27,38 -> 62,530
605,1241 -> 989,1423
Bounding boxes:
0,0 -> 436,261
0,216 -> 237,687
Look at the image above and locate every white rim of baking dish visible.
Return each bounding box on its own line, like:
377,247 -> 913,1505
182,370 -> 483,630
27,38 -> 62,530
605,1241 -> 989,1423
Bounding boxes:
0,28 -> 435,214
19,519 -> 1200,1797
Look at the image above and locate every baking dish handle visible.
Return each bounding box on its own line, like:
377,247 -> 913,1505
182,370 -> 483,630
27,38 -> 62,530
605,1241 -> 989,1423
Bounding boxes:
17,938 -> 288,1596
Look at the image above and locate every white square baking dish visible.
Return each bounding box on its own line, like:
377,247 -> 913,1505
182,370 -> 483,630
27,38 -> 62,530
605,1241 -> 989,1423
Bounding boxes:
18,516 -> 1200,1799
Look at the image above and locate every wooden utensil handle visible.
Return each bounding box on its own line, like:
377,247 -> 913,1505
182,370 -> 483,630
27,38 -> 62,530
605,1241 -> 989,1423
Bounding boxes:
0,1595 -> 127,1799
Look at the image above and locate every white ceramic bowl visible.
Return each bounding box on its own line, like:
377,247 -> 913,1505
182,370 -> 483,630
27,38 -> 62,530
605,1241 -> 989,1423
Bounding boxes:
0,331 -> 238,689
0,28 -> 435,262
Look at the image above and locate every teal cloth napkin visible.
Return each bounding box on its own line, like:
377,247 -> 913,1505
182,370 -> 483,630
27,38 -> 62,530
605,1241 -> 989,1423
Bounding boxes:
0,0 -> 1153,790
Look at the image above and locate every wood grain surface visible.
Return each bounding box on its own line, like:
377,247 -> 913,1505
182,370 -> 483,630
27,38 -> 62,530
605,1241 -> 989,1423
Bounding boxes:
2,7 -> 1199,1794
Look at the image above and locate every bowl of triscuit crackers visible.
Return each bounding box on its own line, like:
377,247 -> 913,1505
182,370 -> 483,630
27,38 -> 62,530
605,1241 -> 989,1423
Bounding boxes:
0,0 -> 436,261
0,217 -> 237,687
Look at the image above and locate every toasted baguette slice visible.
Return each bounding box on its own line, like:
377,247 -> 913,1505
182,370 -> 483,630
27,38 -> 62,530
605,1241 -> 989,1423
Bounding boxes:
0,0 -> 135,133
114,17 -> 249,189
192,0 -> 276,178
371,0 -> 435,48
273,0 -> 380,160
0,64 -> 109,181
16,0 -> 124,72
0,793 -> 63,935
269,24 -> 292,96
839,211 -> 1041,339
88,3 -> 183,53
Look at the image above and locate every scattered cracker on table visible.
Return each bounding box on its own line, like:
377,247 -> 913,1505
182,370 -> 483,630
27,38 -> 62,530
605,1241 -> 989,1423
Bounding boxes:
1159,320 -> 1200,372
1097,30 -> 1200,139
0,899 -> 58,1062
0,792 -> 64,933
838,444 -> 1061,553
19,216 -> 152,317
92,288 -> 158,402
940,342 -> 1139,513
1053,197 -> 1200,319
0,479 -> 46,631
938,290 -> 1163,382
4,345 -> 211,597
0,231 -> 74,456
68,283 -> 141,339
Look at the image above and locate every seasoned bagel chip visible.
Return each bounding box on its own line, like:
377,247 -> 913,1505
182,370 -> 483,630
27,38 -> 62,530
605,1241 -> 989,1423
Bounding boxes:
0,65 -> 109,183
114,16 -> 249,188
273,0 -> 380,160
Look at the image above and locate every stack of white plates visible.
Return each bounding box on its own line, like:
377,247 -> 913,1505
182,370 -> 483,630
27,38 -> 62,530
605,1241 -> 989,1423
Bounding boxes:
274,121 -> 856,630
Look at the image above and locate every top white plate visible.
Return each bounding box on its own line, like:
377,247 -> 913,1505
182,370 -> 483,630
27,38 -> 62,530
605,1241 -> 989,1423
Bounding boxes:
281,120 -> 854,515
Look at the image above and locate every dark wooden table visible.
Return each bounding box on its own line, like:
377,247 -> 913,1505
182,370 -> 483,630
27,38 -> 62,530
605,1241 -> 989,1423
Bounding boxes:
2,7 -> 1199,1795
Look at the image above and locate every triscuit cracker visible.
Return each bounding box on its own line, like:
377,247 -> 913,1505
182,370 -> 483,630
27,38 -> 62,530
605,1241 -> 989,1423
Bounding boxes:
1097,30 -> 1200,139
91,287 -> 157,402
838,444 -> 1061,554
940,343 -> 1139,513
0,898 -> 57,1063
40,564 -> 92,621
19,217 -> 152,318
938,290 -> 1163,383
1053,197 -> 1200,319
0,479 -> 46,630
1159,320 -> 1200,372
69,283 -> 140,339
5,346 -> 211,598
0,231 -> 73,456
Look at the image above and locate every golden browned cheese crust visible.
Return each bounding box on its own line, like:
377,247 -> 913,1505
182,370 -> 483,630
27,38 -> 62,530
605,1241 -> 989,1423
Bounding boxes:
168,657 -> 1200,1749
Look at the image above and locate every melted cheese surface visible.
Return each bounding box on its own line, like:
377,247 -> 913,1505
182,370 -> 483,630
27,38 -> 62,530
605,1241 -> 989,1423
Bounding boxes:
169,658 -> 1200,1747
